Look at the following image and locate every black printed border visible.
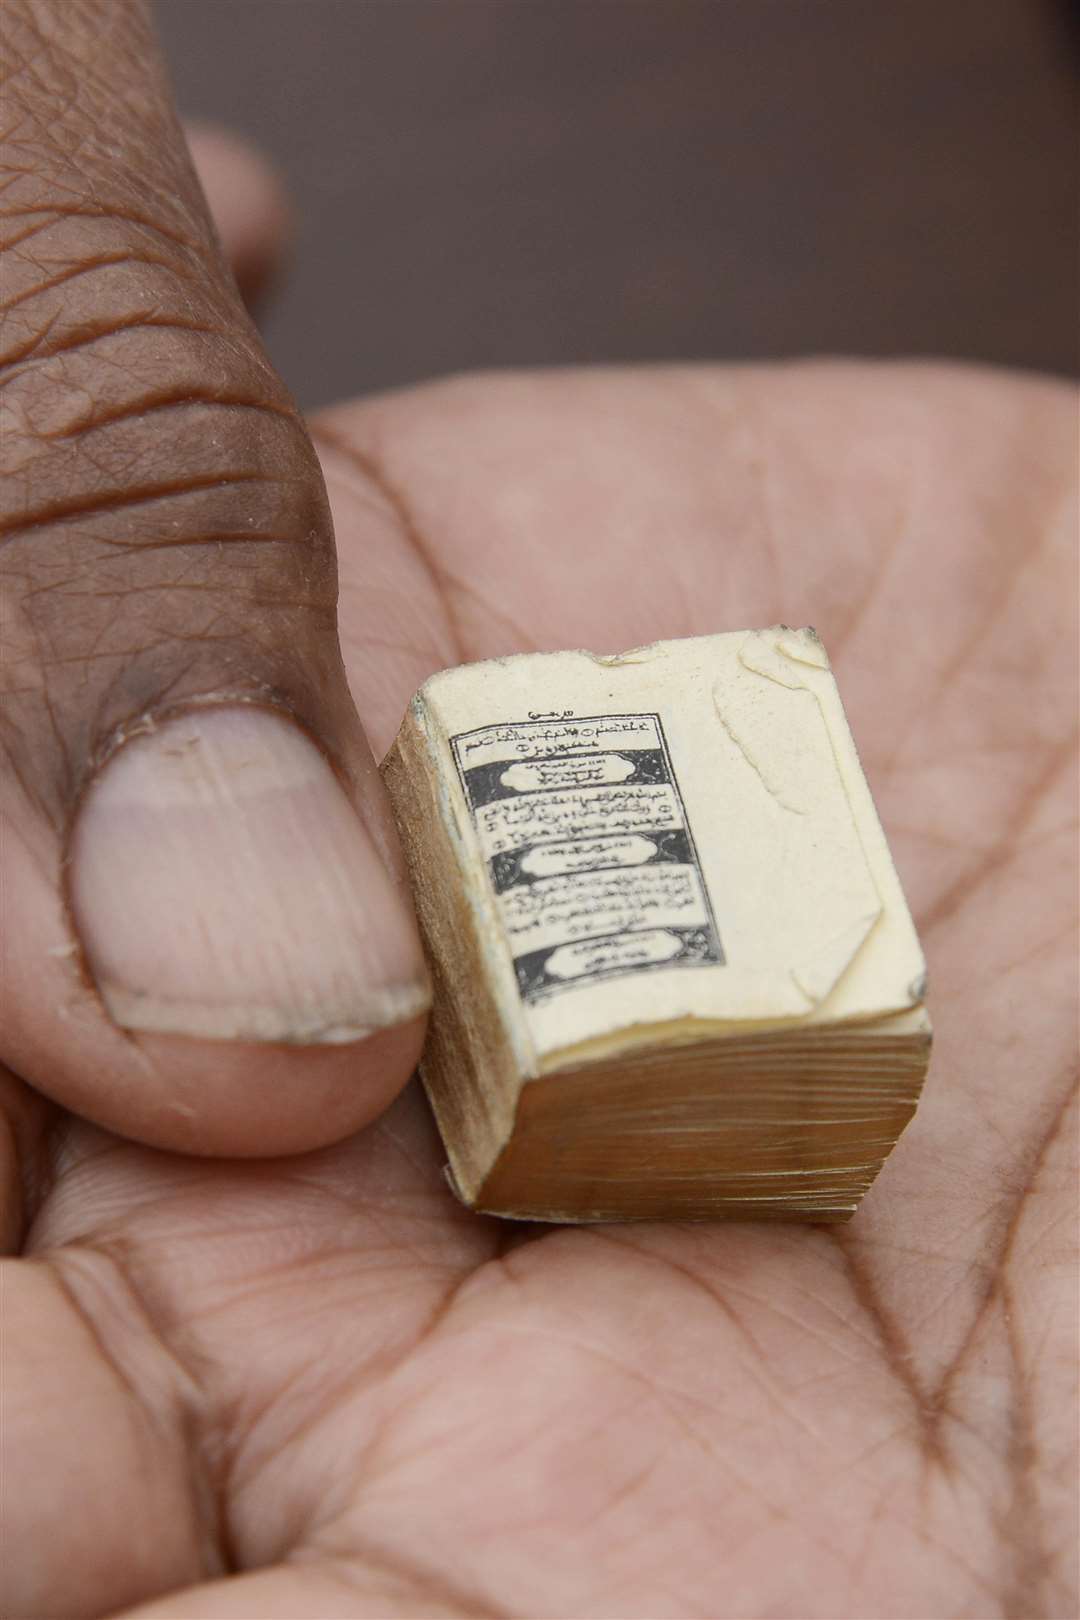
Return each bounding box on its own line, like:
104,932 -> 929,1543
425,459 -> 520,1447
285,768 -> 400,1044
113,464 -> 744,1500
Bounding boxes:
449,712 -> 725,1002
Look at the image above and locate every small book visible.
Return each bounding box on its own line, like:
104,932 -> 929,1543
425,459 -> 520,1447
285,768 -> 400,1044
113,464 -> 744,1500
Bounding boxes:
383,628 -> 931,1222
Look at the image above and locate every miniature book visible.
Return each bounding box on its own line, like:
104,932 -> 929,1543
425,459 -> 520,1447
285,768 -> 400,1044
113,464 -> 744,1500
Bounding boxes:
382,628 -> 931,1221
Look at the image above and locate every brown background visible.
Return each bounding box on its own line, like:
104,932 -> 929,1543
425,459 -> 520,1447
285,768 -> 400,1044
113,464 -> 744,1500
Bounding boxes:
156,0 -> 1078,411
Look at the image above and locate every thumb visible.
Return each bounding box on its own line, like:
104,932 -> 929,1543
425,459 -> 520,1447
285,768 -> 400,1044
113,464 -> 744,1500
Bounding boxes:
0,0 -> 429,1156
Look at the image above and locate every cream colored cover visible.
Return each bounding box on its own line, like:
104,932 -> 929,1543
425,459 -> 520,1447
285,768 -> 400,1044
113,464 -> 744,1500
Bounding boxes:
412,628 -> 927,1075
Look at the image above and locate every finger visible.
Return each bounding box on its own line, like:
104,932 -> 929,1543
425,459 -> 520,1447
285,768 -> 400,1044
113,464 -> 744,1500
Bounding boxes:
0,0 -> 429,1156
0,1253 -> 209,1619
183,121 -> 291,309
5,1085 -> 489,1618
114,1564 -> 468,1618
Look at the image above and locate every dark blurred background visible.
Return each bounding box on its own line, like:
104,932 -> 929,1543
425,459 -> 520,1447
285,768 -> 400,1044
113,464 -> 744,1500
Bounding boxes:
156,0 -> 1078,411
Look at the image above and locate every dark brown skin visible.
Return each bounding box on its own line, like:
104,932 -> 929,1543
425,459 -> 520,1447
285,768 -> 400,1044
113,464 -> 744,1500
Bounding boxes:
2,4 -> 1077,1617
2,0 -> 427,1152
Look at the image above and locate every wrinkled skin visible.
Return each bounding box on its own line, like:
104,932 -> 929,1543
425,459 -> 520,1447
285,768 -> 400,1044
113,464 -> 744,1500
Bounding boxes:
2,7 -> 1076,1616
7,359 -> 1077,1619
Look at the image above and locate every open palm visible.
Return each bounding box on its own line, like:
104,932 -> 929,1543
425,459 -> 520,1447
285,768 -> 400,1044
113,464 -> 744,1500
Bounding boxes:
6,360 -> 1076,1620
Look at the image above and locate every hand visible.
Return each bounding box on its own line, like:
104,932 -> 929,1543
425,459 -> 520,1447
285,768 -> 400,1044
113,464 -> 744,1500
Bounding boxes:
3,6 -> 1076,1619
